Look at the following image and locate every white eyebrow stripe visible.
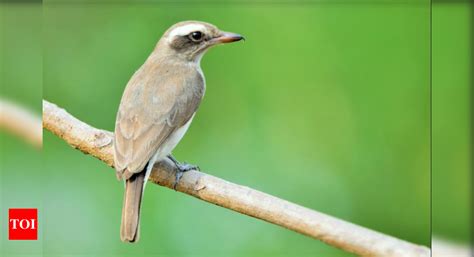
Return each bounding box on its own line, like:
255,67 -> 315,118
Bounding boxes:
168,24 -> 206,38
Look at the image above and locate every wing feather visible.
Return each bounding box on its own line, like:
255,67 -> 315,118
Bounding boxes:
114,62 -> 204,177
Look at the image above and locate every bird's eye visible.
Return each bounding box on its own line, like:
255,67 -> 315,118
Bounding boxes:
189,31 -> 204,42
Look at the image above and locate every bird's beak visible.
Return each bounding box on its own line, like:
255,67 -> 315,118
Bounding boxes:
212,31 -> 245,44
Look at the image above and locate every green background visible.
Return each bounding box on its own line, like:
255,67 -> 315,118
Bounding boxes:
2,0 -> 468,256
432,0 -> 471,245
0,3 -> 44,257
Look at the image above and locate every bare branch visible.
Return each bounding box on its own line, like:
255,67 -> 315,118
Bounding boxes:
432,237 -> 471,257
42,99 -> 430,257
0,98 -> 42,147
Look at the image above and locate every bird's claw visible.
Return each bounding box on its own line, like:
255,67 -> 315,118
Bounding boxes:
173,170 -> 184,190
178,162 -> 199,172
170,158 -> 199,190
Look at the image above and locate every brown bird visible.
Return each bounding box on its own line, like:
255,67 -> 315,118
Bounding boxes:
113,21 -> 244,243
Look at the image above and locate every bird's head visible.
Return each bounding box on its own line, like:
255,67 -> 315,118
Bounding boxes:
157,21 -> 244,63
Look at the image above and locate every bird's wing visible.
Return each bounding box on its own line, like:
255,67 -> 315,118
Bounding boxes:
113,65 -> 204,178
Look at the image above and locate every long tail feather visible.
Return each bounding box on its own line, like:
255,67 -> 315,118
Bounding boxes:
120,171 -> 146,242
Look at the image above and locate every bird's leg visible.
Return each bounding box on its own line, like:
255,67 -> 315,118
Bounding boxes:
167,155 -> 200,190
167,155 -> 200,171
167,155 -> 180,167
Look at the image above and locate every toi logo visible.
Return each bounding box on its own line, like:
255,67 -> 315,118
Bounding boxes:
9,208 -> 38,240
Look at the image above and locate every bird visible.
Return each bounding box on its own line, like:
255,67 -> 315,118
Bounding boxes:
113,21 -> 244,243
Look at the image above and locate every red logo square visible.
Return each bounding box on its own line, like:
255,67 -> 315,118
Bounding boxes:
8,208 -> 38,240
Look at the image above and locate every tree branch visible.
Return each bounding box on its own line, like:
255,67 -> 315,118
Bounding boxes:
0,98 -> 42,147
42,99 -> 430,257
432,237 -> 471,257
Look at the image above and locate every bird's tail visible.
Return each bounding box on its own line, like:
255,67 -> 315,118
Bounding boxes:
120,171 -> 146,243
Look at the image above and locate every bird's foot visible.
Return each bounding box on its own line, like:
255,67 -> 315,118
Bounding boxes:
177,162 -> 199,172
168,155 -> 199,190
173,162 -> 199,190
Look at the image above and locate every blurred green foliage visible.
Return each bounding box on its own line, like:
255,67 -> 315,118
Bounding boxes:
0,1 -> 444,256
0,3 -> 43,256
432,2 -> 471,244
